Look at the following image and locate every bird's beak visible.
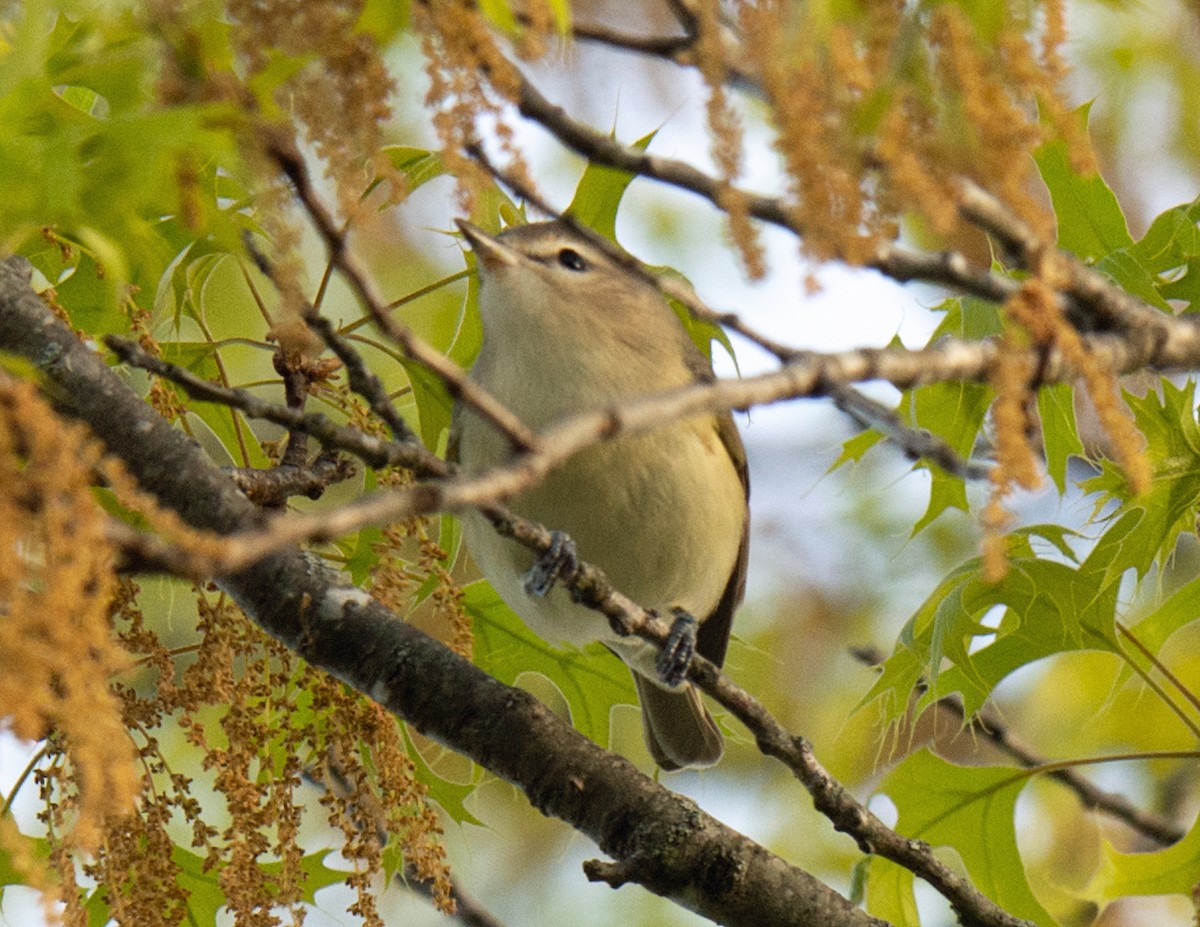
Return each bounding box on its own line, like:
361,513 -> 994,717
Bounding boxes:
455,220 -> 518,272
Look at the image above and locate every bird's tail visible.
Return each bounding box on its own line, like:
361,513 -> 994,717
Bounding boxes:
634,674 -> 723,770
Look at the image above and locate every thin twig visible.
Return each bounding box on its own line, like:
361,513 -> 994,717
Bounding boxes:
1117,621 -> 1200,717
274,350 -> 315,470
225,453 -> 356,506
117,317 -> 1200,575
502,63 -> 1181,355
830,385 -> 991,481
105,336 -> 442,474
242,232 -> 420,447
264,136 -> 541,454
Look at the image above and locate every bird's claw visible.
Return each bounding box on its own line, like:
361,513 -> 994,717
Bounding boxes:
656,608 -> 697,688
522,530 -> 578,598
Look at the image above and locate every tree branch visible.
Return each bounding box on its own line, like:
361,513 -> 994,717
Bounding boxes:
105,336 -> 435,473
0,256 -> 892,927
506,67 -> 1017,301
954,179 -> 1173,338
830,386 -> 991,481
121,315 -> 1200,574
225,452 -> 356,506
501,62 -> 1180,353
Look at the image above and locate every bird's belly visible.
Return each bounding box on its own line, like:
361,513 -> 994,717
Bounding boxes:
461,422 -> 744,667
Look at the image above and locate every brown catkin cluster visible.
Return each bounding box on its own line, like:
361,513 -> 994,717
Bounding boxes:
313,692 -> 454,918
928,7 -> 1049,238
734,2 -> 1086,263
322,387 -> 473,658
2,383 -> 458,920
694,0 -> 766,278
1008,264 -> 1151,493
227,0 -> 400,220
414,0 -> 540,212
0,378 -> 139,851
742,3 -> 882,265
983,261 -> 1151,578
106,581 -> 453,927
368,515 -> 473,660
983,324 -> 1042,581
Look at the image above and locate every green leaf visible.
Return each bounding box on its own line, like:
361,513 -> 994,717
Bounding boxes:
1081,380 -> 1200,578
168,845 -> 226,926
545,0 -> 572,32
261,849 -> 347,904
159,341 -> 270,468
446,282 -> 484,373
879,751 -> 1055,926
864,857 -> 921,927
358,0 -> 411,39
342,470 -> 383,584
43,249 -> 127,335
1034,103 -> 1133,262
1084,810 -> 1200,905
656,267 -> 738,368
54,83 -> 105,117
465,580 -> 637,748
345,526 -> 384,586
147,844 -> 346,926
84,885 -> 112,927
1160,261 -> 1200,313
400,725 -> 482,827
477,0 -> 518,33
1095,250 -> 1173,312
830,428 -> 886,471
900,378 -> 990,533
382,146 -> 447,196
860,521 -> 1127,722
1126,197 -> 1200,275
911,465 -> 970,534
154,242 -> 229,330
929,294 -> 1003,342
245,49 -> 313,120
1037,383 -> 1084,492
403,357 -> 455,452
438,511 -> 463,568
1116,572 -> 1200,690
1118,198 -> 1200,314
0,833 -> 49,889
905,372 -> 992,459
567,130 -> 655,241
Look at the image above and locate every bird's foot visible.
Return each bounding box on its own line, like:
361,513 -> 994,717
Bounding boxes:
656,608 -> 697,688
522,530 -> 578,598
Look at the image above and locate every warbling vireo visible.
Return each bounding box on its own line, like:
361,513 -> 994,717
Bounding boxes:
451,219 -> 749,770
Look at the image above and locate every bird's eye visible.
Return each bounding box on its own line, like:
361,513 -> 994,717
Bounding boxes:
557,248 -> 587,272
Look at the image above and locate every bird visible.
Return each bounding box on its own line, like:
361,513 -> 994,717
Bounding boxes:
450,218 -> 749,770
